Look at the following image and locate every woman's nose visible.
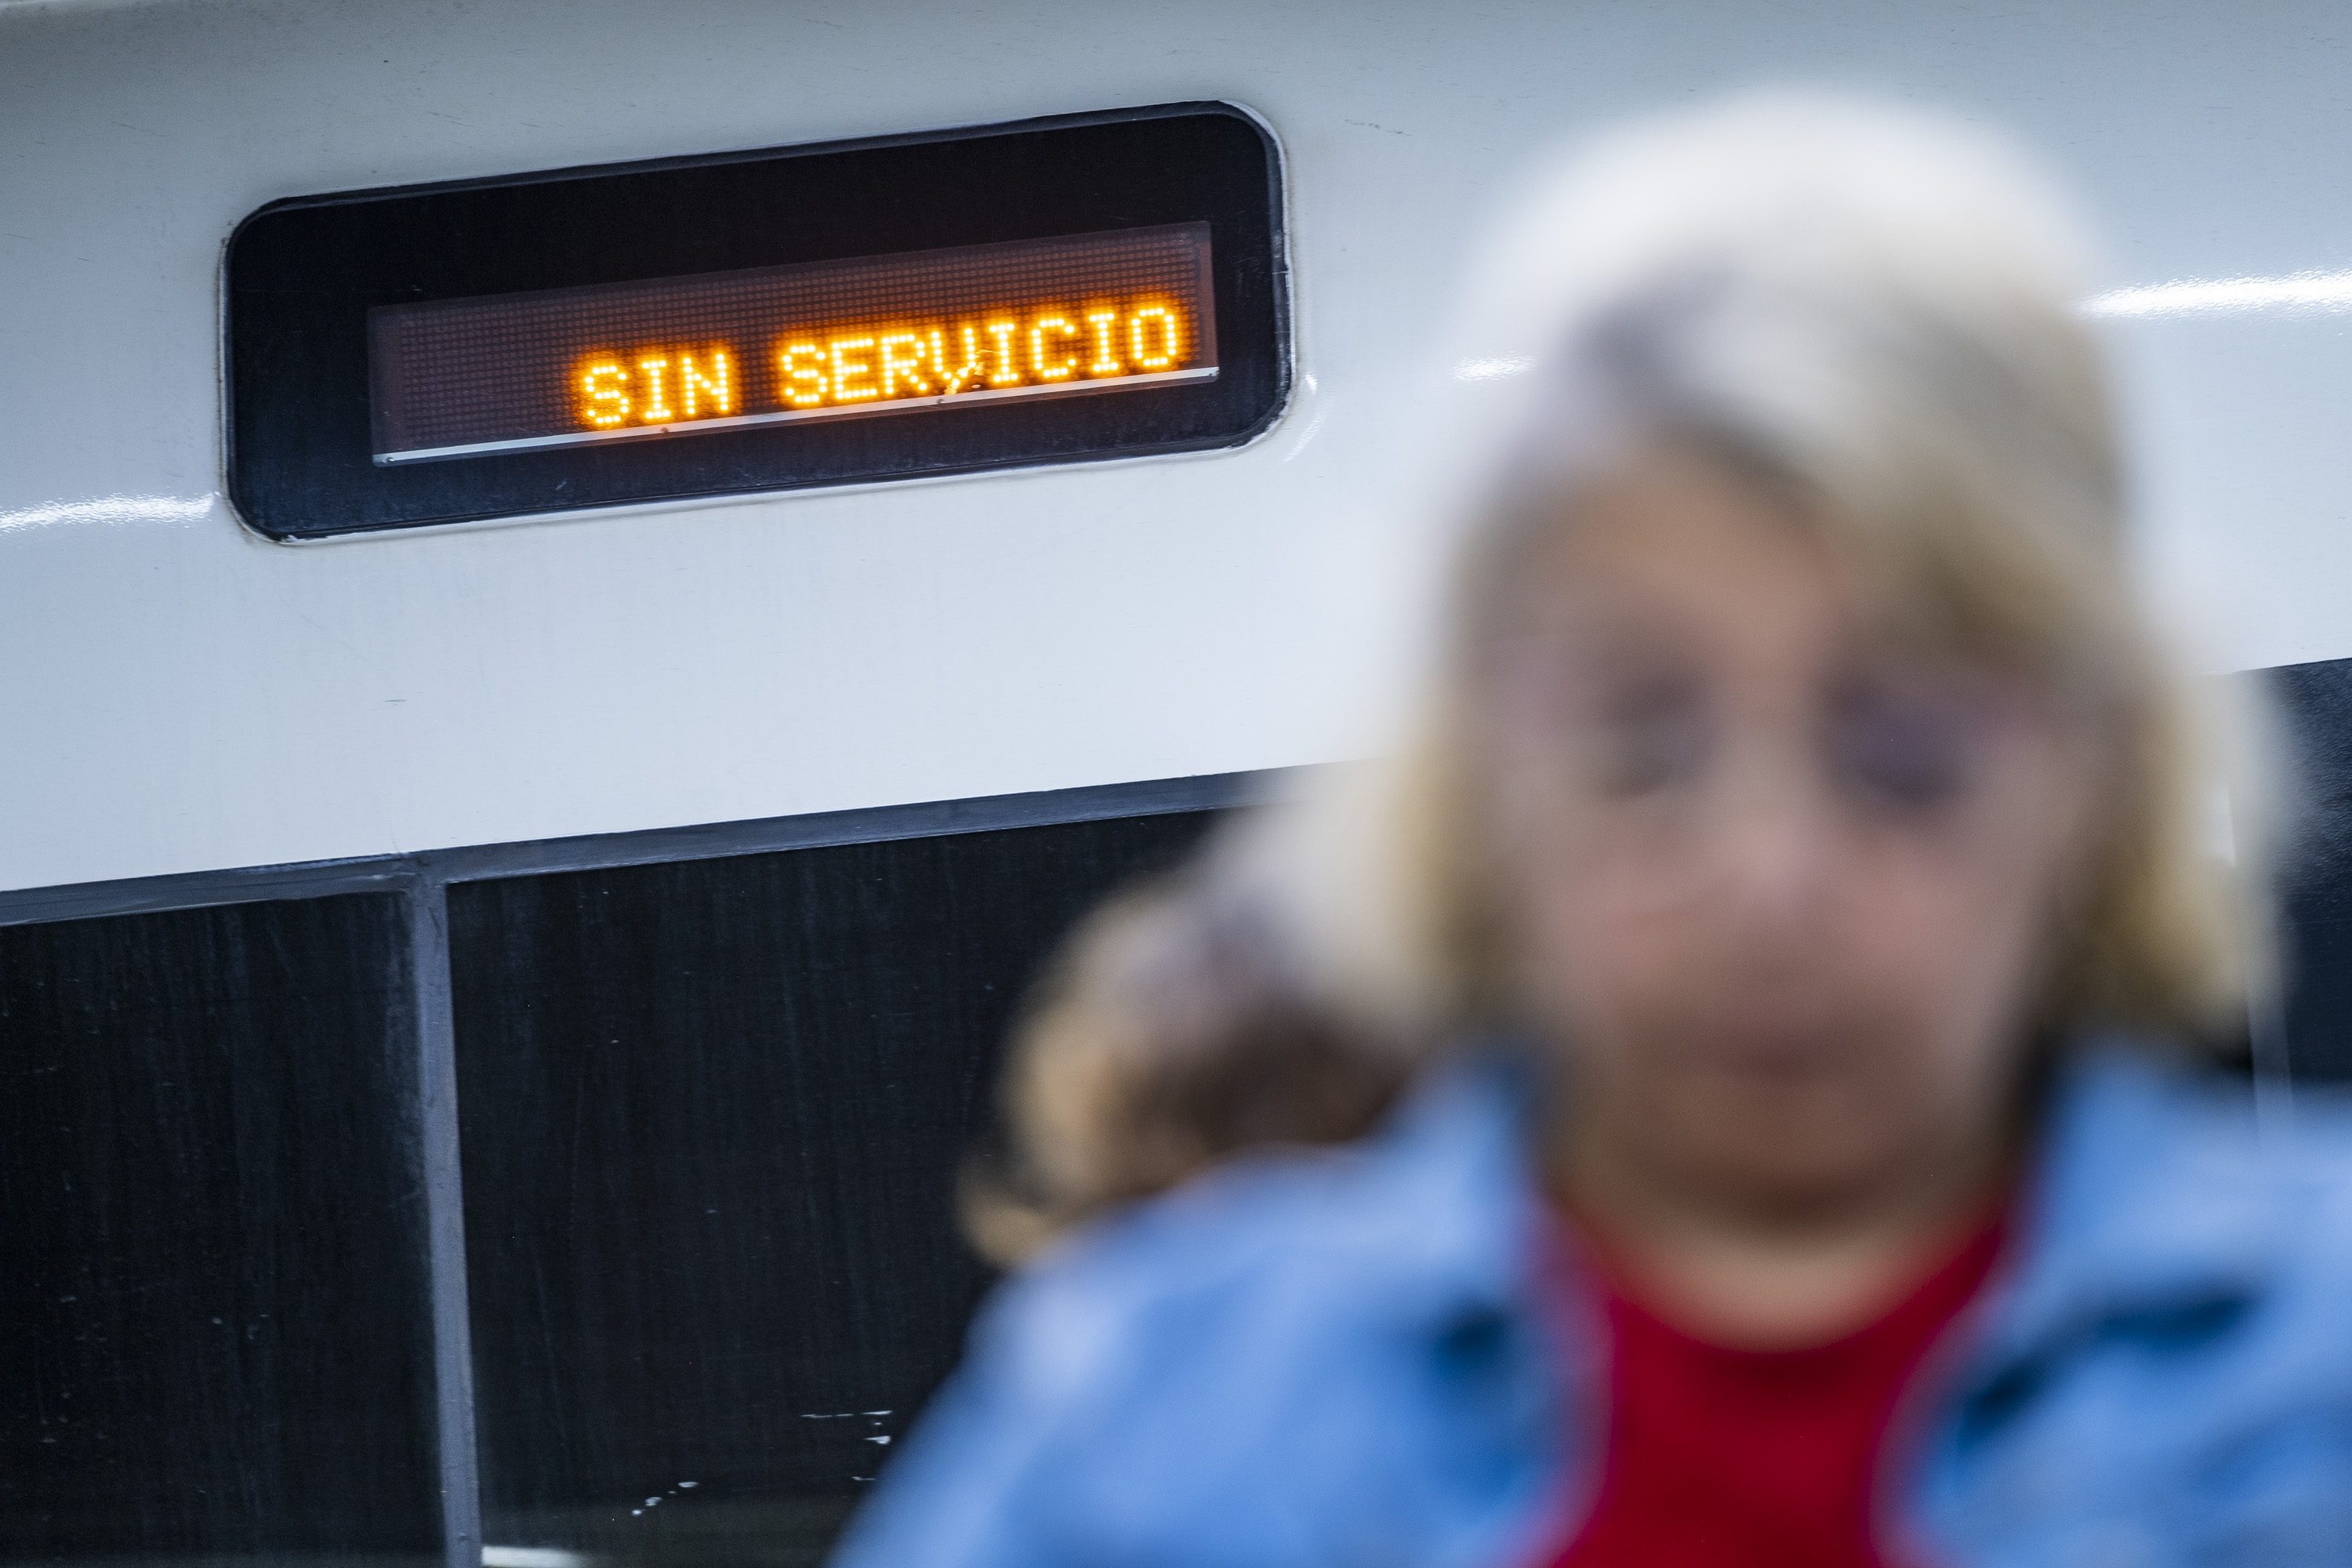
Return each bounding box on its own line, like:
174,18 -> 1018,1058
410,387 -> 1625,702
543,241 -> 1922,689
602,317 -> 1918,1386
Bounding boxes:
1704,747 -> 1842,924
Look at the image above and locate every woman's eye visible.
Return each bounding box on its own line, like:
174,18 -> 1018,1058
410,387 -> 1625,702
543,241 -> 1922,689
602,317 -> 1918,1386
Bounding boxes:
1591,686 -> 1711,794
1825,684 -> 1984,811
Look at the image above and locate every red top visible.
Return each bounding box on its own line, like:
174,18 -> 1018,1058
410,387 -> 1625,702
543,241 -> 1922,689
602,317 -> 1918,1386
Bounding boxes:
1544,1214 -> 2003,1568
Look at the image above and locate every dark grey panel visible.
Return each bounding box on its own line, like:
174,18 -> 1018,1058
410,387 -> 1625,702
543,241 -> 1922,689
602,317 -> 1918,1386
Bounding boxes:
0,894 -> 441,1563
0,772 -> 1264,929
2271,657 -> 2352,1081
448,811 -> 1217,1566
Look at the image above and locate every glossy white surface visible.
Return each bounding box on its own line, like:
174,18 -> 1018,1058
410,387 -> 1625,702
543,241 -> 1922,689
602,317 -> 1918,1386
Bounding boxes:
3,0 -> 2349,891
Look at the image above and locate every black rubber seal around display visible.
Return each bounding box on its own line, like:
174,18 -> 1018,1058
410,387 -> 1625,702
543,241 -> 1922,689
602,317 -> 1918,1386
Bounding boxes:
224,103 -> 1290,540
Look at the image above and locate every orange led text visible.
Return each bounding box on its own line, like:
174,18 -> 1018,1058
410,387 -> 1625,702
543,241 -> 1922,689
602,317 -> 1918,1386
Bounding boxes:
570,301 -> 1194,433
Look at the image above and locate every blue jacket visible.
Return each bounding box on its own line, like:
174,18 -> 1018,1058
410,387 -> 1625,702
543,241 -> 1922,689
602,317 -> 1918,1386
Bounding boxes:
835,1048 -> 2352,1566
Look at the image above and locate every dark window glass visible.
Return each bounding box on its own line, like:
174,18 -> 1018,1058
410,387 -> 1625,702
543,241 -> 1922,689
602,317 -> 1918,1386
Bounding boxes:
448,810 -> 1216,1566
2272,657 -> 2352,1081
0,894 -> 441,1563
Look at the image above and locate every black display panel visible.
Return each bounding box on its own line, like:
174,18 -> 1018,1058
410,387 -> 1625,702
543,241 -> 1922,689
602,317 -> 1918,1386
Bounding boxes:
447,811 -> 1215,1566
371,224 -> 1218,463
227,104 -> 1287,539
0,895 -> 441,1564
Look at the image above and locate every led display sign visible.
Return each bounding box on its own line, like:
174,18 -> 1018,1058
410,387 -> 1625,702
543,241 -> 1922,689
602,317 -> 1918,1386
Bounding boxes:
225,104 -> 1287,539
369,225 -> 1218,463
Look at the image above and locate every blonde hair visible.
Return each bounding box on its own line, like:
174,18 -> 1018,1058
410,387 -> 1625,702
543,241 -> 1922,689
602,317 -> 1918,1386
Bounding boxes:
975,95 -> 2277,1258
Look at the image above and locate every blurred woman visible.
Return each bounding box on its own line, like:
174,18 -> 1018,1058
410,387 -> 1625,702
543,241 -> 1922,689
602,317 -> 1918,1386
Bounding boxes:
835,96 -> 2352,1566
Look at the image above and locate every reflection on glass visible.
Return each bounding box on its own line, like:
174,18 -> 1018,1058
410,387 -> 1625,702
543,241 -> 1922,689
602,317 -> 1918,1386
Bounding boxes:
0,895 -> 441,1566
449,812 -> 1215,1567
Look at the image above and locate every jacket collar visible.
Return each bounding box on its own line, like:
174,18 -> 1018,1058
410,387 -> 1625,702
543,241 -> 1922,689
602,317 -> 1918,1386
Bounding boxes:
1363,1040 -> 2282,1377
1955,1043 -> 2281,1388
1351,1047 -> 1547,1327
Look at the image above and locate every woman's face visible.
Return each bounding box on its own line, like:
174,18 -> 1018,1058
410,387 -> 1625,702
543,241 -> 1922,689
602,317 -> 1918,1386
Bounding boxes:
1475,452 -> 2103,1219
